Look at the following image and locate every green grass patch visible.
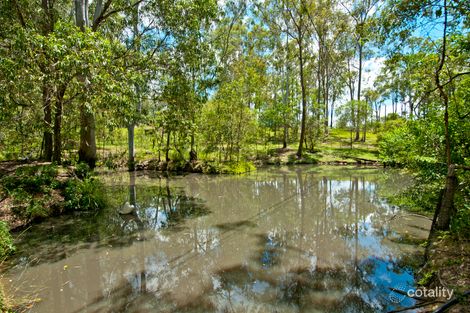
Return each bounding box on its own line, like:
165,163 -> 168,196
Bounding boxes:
0,221 -> 14,260
64,177 -> 107,211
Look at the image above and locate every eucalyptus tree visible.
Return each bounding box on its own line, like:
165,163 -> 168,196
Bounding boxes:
73,0 -> 146,168
248,0 -> 311,157
148,0 -> 217,163
342,0 -> 380,141
202,1 -> 271,161
380,0 -> 470,231
304,0 -> 349,135
282,0 -> 311,158
254,0 -> 298,148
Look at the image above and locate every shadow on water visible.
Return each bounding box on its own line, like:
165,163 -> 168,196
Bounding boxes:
8,176 -> 210,267
3,167 -> 427,313
68,257 -> 416,313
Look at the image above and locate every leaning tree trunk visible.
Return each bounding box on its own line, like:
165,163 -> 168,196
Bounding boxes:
435,165 -> 458,231
428,0 -> 456,238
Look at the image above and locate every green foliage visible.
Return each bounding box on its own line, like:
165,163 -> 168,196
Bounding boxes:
0,165 -> 61,220
0,164 -> 108,220
1,165 -> 59,194
221,161 -> 256,174
74,163 -> 91,179
452,171 -> 470,237
199,161 -> 256,175
0,221 -> 14,259
451,203 -> 470,238
378,121 -> 414,164
418,269 -> 436,286
64,178 -> 107,211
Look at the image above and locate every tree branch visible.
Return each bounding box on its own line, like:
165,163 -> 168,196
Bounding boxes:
12,0 -> 26,27
92,0 -> 144,31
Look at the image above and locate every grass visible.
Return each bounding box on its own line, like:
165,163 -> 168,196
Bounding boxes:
69,127 -> 381,169
258,128 -> 380,165
316,128 -> 379,163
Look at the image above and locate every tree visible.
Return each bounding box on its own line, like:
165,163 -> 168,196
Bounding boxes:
281,0 -> 311,158
381,0 -> 470,231
343,0 -> 379,141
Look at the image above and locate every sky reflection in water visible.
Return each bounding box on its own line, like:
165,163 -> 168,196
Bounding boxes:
4,166 -> 427,313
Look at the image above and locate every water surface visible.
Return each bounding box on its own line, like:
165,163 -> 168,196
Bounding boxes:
3,166 -> 430,313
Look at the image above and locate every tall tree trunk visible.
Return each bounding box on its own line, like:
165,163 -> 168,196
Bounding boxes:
40,0 -> 54,161
128,123 -> 136,170
362,116 -> 367,142
430,0 -> 455,234
75,0 -> 97,168
435,165 -> 457,231
296,34 -> 307,159
347,58 -> 355,102
283,34 -> 290,149
42,82 -> 53,161
330,92 -> 335,128
324,70 -> 329,135
283,126 -> 288,149
355,43 -> 363,141
75,0 -> 87,31
165,131 -> 171,162
128,4 -> 141,171
190,133 -> 197,161
78,107 -> 97,168
52,85 -> 66,163
435,0 -> 451,167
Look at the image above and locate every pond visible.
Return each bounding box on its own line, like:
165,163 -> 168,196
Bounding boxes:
2,166 -> 431,313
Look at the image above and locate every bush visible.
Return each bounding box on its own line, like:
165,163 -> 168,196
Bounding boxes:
222,161 -> 256,174
452,203 -> 470,238
0,165 -> 61,221
1,165 -> 59,194
64,177 -> 107,211
0,221 -> 14,260
73,162 -> 91,179
378,122 -> 414,164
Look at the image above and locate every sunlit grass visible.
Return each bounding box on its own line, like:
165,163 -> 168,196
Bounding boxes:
92,126 -> 381,167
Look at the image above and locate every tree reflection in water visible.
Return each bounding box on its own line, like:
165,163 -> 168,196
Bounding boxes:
4,167 -> 426,313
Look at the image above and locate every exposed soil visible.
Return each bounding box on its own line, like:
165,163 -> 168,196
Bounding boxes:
0,161 -> 68,230
420,238 -> 470,312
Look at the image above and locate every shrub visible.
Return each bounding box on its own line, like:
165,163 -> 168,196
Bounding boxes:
1,165 -> 58,194
0,222 -> 14,260
64,177 -> 107,211
73,162 -> 91,179
378,123 -> 414,164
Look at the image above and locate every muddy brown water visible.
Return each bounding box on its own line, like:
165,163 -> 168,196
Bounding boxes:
2,166 -> 431,313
